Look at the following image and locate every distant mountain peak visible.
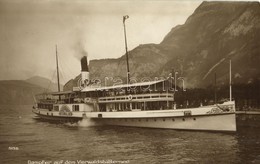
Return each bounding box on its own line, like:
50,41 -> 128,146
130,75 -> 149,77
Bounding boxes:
26,76 -> 63,92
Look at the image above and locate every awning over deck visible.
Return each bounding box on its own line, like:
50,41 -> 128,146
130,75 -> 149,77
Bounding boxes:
81,80 -> 166,92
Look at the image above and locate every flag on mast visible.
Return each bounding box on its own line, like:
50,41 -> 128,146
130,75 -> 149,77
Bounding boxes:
123,15 -> 129,23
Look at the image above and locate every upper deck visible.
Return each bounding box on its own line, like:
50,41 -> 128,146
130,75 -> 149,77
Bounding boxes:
36,80 -> 174,103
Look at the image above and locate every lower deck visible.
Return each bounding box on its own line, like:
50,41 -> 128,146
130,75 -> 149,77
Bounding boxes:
32,102 -> 236,132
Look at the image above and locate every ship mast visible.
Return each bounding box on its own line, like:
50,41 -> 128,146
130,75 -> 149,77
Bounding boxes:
229,60 -> 232,101
215,72 -> 217,104
56,45 -> 61,95
123,15 -> 130,84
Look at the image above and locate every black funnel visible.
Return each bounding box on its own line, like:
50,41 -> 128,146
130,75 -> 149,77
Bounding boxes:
81,56 -> 89,72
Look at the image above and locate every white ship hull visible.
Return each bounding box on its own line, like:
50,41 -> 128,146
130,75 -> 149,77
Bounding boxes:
33,101 -> 236,132
91,113 -> 236,132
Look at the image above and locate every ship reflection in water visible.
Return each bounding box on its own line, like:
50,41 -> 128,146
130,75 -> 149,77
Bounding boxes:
1,105 -> 260,163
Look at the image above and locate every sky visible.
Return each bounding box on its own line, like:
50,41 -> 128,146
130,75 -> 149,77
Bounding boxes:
0,0 -> 205,83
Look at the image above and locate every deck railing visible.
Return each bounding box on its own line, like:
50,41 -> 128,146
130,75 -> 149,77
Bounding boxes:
98,93 -> 174,103
37,93 -> 174,104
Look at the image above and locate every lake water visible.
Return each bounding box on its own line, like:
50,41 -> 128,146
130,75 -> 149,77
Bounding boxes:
1,105 -> 260,164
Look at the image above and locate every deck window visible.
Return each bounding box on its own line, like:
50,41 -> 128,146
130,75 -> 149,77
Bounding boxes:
73,105 -> 80,111
54,106 -> 59,111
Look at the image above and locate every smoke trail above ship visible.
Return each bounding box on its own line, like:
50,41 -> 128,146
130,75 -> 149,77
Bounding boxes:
73,40 -> 88,60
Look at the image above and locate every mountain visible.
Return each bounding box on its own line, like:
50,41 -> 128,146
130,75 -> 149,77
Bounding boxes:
159,1 -> 260,87
64,1 -> 260,90
0,80 -> 47,105
0,76 -> 59,105
26,76 -> 63,92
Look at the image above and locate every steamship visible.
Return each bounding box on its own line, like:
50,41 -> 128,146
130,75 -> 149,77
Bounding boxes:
32,16 -> 236,132
32,55 -> 236,132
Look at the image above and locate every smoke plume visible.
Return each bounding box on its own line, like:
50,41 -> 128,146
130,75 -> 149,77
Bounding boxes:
73,40 -> 88,60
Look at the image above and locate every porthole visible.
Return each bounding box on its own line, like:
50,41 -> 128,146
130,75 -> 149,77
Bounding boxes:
183,118 -> 185,121
163,119 -> 165,121
193,118 -> 196,121
172,118 -> 175,121
154,119 -> 157,122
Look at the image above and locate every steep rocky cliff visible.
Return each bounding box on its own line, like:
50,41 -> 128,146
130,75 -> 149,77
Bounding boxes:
65,1 -> 260,90
160,1 -> 260,87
